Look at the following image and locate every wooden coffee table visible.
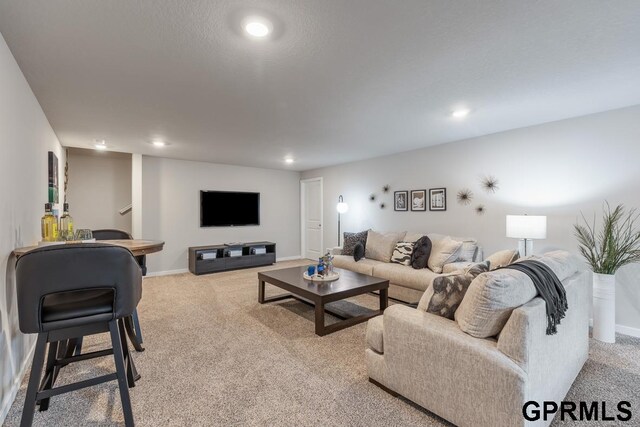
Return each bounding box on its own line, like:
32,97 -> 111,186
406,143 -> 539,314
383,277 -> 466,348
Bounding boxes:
258,266 -> 389,336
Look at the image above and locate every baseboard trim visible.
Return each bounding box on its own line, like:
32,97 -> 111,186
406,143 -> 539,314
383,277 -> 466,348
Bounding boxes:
589,319 -> 640,338
276,255 -> 302,262
0,340 -> 36,425
145,268 -> 189,277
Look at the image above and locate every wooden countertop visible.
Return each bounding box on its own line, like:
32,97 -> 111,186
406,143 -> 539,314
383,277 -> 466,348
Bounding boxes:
13,239 -> 165,258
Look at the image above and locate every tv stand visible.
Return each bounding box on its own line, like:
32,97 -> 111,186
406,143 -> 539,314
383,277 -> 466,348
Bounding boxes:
188,241 -> 276,275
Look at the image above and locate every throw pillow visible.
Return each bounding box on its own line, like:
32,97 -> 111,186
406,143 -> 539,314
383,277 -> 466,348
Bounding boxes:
390,241 -> 415,266
410,235 -> 432,269
365,230 -> 407,262
419,262 -> 490,319
455,268 -> 538,338
342,230 -> 369,256
427,236 -> 463,273
456,241 -> 479,262
486,249 -> 520,270
353,242 -> 365,262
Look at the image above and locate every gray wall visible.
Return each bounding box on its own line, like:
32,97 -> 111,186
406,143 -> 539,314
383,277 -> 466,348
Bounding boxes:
67,148 -> 132,233
302,105 -> 640,332
0,34 -> 65,422
142,156 -> 301,273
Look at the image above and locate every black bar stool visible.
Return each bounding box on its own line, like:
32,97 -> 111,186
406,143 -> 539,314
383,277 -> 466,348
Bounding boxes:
16,244 -> 142,427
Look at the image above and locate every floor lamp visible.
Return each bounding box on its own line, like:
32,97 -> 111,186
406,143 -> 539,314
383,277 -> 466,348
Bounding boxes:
506,215 -> 547,256
336,195 -> 348,246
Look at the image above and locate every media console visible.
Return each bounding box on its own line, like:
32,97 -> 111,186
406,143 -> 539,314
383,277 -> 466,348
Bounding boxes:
188,241 -> 276,275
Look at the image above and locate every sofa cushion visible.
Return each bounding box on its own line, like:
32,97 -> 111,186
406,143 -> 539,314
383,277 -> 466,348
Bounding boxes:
366,315 -> 384,353
410,235 -> 432,269
342,230 -> 369,256
353,242 -> 365,261
419,262 -> 490,319
455,268 -> 537,338
486,249 -> 520,270
333,255 -> 380,275
403,232 -> 425,242
528,250 -> 579,281
442,261 -> 474,274
372,262 -> 438,292
427,236 -> 463,273
390,241 -> 415,266
365,230 -> 406,262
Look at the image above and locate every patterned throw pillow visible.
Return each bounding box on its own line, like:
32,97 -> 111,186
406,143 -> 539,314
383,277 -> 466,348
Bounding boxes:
390,241 -> 415,266
342,230 -> 369,256
423,261 -> 490,319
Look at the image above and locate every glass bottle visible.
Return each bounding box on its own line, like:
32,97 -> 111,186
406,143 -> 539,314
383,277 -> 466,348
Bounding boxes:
41,203 -> 58,242
59,203 -> 74,240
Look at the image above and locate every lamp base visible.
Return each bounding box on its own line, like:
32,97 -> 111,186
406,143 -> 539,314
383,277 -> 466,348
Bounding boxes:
516,239 -> 534,257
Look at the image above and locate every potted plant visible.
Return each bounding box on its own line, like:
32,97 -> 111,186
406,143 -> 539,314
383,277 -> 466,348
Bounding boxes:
574,203 -> 640,343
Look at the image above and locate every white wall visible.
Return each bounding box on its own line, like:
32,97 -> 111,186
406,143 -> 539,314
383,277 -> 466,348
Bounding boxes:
142,157 -> 301,273
302,105 -> 640,332
0,34 -> 65,422
67,148 -> 132,233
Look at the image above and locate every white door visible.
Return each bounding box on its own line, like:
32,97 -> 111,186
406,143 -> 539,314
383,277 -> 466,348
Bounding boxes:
301,178 -> 323,261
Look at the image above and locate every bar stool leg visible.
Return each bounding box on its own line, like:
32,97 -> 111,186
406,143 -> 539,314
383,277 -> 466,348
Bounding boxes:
37,340 -> 59,411
20,333 -> 48,427
109,320 -> 135,427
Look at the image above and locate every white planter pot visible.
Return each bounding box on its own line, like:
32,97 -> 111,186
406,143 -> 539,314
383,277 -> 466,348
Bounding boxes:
592,273 -> 616,343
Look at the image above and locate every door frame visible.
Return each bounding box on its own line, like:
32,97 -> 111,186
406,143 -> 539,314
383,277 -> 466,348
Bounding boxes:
300,177 -> 324,260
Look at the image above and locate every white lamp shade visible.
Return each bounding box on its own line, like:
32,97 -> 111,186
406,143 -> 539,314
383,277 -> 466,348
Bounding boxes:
336,202 -> 349,214
506,215 -> 547,239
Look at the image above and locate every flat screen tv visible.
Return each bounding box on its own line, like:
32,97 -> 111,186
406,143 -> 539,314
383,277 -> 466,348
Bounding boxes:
200,191 -> 260,227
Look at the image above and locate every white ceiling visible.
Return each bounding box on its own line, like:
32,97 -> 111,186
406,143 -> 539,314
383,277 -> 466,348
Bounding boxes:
1,1 -> 640,171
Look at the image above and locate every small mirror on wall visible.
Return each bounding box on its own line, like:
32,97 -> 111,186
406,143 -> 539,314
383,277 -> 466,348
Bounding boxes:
429,188 -> 447,211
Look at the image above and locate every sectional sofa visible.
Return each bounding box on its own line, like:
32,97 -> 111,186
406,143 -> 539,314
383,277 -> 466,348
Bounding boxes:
331,232 -> 483,303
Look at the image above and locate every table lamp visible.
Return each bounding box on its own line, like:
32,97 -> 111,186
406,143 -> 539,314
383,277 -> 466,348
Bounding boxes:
336,195 -> 348,246
506,215 -> 547,256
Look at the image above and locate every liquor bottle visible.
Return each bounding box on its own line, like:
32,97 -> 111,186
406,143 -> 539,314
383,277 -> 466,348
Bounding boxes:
41,203 -> 58,242
59,203 -> 74,240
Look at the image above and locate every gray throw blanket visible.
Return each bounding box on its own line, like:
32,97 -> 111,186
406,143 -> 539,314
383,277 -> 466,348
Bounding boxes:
501,260 -> 568,335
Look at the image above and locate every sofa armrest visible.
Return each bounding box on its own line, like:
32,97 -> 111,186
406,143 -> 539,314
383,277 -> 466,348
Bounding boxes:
330,246 -> 343,255
442,261 -> 474,274
497,270 -> 589,400
381,305 -> 526,426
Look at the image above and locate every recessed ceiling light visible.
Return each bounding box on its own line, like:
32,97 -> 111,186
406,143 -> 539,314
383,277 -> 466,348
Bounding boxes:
244,16 -> 272,38
152,140 -> 166,147
94,139 -> 108,150
451,108 -> 471,118
284,157 -> 294,164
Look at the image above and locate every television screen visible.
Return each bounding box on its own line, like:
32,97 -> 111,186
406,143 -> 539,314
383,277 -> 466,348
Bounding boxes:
200,191 -> 260,227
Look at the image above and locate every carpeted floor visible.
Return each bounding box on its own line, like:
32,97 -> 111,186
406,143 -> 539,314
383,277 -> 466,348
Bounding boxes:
3,260 -> 640,426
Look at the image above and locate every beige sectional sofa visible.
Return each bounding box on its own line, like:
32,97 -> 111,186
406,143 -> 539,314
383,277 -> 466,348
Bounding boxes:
365,251 -> 590,427
331,232 -> 483,303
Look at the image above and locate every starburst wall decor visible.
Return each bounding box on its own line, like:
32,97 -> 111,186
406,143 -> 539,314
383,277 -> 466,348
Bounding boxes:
476,205 -> 486,215
457,189 -> 473,205
481,176 -> 499,193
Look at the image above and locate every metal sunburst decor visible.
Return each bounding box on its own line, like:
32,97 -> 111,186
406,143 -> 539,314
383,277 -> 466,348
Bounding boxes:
457,189 -> 473,205
380,202 -> 386,209
382,185 -> 390,193
481,176 -> 499,193
369,194 -> 376,202
476,205 -> 486,215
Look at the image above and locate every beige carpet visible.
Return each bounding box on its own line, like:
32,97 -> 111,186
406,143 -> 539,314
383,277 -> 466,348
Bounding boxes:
3,260 -> 640,426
